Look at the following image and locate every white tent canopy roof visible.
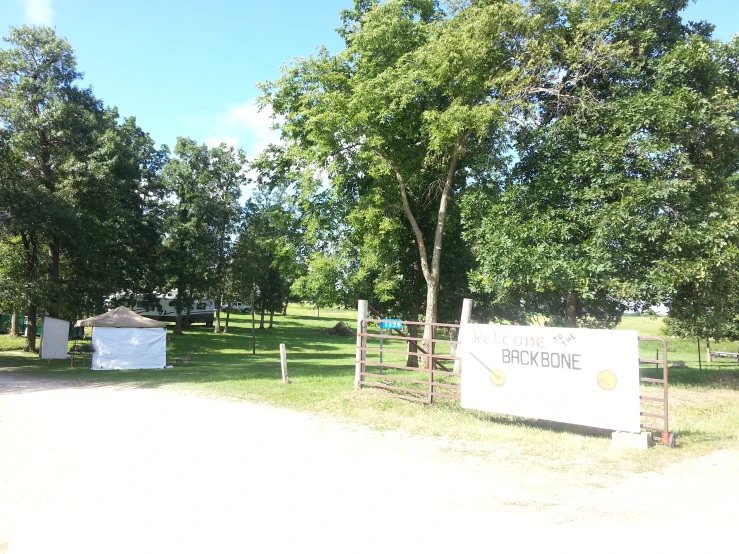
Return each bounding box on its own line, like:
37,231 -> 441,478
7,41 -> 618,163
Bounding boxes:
76,306 -> 167,328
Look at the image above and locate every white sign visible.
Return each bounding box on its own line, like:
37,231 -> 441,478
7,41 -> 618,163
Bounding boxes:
40,317 -> 70,360
460,324 -> 640,433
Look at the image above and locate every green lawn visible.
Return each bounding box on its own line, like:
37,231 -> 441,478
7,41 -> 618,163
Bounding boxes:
1,307 -> 737,480
0,306 -> 359,408
621,314 -> 739,384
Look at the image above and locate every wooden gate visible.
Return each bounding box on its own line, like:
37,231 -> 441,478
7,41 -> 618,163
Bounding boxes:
354,301 -> 465,403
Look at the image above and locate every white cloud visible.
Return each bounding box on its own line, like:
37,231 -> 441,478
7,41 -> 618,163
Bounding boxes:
205,99 -> 282,158
22,0 -> 54,26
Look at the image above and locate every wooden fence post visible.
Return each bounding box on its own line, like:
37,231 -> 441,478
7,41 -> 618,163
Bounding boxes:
280,343 -> 288,384
453,298 -> 473,373
355,300 -> 369,390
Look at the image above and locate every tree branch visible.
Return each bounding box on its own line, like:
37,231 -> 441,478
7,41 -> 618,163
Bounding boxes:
393,167 -> 432,282
430,138 -> 467,280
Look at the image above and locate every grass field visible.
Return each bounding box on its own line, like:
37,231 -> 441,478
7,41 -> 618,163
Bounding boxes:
1,307 -> 737,479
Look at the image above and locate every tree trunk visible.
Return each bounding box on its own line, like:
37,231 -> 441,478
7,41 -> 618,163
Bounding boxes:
269,310 -> 274,329
214,293 -> 222,333
406,301 -> 420,368
24,307 -> 37,352
40,141 -> 60,319
214,307 -> 222,333
251,300 -> 256,354
185,300 -> 192,329
173,282 -> 184,334
259,307 -> 265,329
706,338 -> 712,362
393,140 -> 464,364
21,232 -> 40,351
47,239 -> 60,317
566,292 -> 579,328
282,302 -> 288,316
9,312 -> 19,337
406,264 -> 423,367
224,307 -> 230,333
421,275 -> 439,366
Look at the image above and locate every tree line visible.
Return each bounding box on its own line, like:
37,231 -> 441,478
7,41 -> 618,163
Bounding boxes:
0,26 -> 296,351
2,0 -> 739,354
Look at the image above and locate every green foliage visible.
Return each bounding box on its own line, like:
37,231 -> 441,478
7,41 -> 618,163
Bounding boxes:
261,0 -> 548,327
292,251 -> 347,310
0,237 -> 26,313
4,3 -> 739,352
233,186 -> 299,321
0,26 -> 170,351
464,1 -> 739,328
161,138 -> 244,331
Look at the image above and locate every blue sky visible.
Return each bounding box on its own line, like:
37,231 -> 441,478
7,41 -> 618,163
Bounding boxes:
1,0 -> 737,159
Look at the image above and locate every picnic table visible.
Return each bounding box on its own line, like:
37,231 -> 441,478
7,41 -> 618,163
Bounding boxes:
709,351 -> 739,361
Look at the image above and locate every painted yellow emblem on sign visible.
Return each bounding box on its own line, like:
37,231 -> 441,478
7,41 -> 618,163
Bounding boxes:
597,370 -> 617,390
490,369 -> 506,387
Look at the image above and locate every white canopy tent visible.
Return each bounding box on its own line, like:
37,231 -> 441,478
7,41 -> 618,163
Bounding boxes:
76,307 -> 168,370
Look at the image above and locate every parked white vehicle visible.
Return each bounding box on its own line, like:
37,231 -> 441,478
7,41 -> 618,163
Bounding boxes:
106,291 -> 215,327
223,301 -> 251,313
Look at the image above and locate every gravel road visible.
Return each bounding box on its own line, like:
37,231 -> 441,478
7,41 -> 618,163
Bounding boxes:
1,374 -> 737,553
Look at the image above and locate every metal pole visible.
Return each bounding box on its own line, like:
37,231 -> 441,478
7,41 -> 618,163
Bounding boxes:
251,289 -> 256,355
697,337 -> 702,371
379,324 -> 384,375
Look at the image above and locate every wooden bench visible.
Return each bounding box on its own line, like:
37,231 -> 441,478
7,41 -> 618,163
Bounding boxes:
174,351 -> 193,366
709,351 -> 739,361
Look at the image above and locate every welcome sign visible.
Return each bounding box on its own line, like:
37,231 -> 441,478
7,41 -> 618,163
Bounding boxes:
459,324 -> 641,433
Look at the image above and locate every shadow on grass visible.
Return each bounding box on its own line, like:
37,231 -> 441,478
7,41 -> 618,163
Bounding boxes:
664,429 -> 733,445
166,321 -> 355,354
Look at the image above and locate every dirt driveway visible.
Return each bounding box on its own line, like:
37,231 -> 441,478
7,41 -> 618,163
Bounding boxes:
1,374 -> 737,553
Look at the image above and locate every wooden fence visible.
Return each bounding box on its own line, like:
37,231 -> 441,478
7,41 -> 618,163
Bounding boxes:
354,299 -> 471,404
354,300 -> 673,445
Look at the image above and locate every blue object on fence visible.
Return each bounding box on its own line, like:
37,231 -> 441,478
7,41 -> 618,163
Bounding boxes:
380,319 -> 403,330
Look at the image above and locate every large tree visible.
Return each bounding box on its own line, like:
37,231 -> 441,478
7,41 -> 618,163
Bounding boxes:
233,186 -> 300,328
161,138 -> 244,334
261,0 -> 548,350
207,143 -> 246,333
464,0 -> 739,327
0,26 -> 169,349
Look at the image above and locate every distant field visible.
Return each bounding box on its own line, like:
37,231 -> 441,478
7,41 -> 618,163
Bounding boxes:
618,314 -> 739,374
1,306 -> 737,479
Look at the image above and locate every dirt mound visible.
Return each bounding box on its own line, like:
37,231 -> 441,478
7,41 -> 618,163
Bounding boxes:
324,322 -> 354,336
